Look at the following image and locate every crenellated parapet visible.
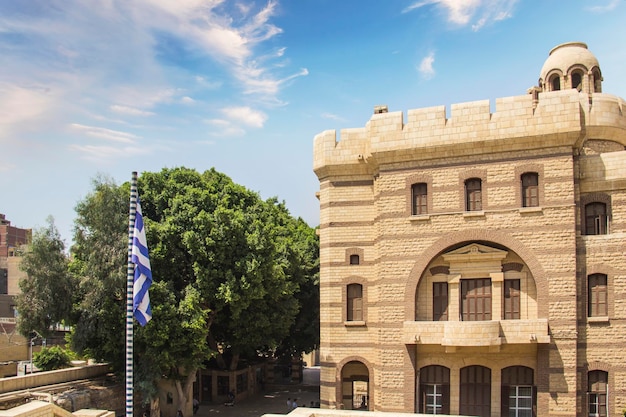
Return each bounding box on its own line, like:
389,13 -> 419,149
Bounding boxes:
313,89 -> 626,179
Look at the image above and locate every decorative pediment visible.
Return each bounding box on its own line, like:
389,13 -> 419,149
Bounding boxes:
442,243 -> 508,277
443,243 -> 507,261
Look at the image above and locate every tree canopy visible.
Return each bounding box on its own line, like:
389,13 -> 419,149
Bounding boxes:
64,167 -> 319,412
16,217 -> 74,339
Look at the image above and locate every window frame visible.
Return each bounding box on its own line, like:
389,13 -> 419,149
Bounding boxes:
433,282 -> 448,321
588,274 -> 608,318
347,283 -> 363,322
504,279 -> 521,320
465,178 -> 482,211
460,278 -> 492,321
585,202 -> 608,235
411,183 -> 428,215
588,370 -> 608,417
521,173 -> 539,208
419,365 -> 450,415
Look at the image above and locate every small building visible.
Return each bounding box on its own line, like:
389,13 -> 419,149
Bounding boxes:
313,42 -> 626,416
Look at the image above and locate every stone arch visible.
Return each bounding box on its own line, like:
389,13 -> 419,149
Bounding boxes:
403,229 -> 548,320
336,356 -> 374,410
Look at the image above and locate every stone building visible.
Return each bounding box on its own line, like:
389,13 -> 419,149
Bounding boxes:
0,213 -> 30,318
313,42 -> 625,416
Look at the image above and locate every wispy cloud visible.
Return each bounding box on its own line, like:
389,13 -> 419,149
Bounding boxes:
67,144 -> 150,161
321,113 -> 346,122
110,105 -> 155,117
69,124 -> 141,143
403,0 -> 518,31
586,0 -> 620,13
418,52 -> 436,79
0,0 -> 306,144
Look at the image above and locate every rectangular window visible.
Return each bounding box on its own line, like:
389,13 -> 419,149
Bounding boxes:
521,173 -> 539,207
588,274 -> 608,317
461,278 -> 491,321
465,179 -> 482,211
423,384 -> 444,414
588,371 -> 608,417
0,268 -> 7,295
412,183 -> 428,215
347,284 -> 363,321
585,203 -> 608,235
509,386 -> 533,417
433,282 -> 448,321
504,279 -> 520,320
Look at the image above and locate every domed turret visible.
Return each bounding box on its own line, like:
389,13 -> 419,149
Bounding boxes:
538,42 -> 602,93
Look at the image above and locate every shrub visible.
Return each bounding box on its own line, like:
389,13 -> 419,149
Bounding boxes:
33,346 -> 71,371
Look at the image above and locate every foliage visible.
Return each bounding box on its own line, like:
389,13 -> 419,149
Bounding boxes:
61,167 -> 318,414
140,167 -> 319,369
68,175 -> 129,371
33,346 -> 71,371
16,217 -> 74,338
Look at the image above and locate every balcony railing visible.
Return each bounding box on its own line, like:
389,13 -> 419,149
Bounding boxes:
403,319 -> 549,346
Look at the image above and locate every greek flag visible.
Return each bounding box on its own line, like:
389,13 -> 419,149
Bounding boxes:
132,198 -> 152,326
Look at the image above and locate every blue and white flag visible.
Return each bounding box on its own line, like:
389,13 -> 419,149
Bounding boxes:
132,198 -> 152,326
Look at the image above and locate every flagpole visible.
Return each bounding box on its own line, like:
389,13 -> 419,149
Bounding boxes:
126,172 -> 138,417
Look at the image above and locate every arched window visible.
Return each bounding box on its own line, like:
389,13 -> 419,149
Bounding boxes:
411,183 -> 428,215
347,284 -> 363,321
585,202 -> 608,235
588,370 -> 608,417
420,365 -> 450,414
588,274 -> 608,317
550,75 -> 561,91
501,366 -> 535,417
465,178 -> 482,211
521,173 -> 539,207
592,70 -> 602,93
571,71 -> 583,91
349,254 -> 360,265
460,366 -> 491,417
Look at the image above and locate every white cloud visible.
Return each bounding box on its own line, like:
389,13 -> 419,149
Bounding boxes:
403,0 -> 518,30
418,52 -> 436,79
110,105 -> 156,117
204,118 -> 246,137
0,84 -> 54,139
221,106 -> 267,128
0,0 -> 304,144
69,123 -> 140,143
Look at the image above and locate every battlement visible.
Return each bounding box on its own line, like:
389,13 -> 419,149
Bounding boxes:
313,90 -> 626,177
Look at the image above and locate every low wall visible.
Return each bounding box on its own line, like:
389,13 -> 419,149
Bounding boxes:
0,364 -> 110,394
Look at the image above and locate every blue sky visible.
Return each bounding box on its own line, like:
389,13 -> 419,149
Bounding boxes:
1,0 -> 625,245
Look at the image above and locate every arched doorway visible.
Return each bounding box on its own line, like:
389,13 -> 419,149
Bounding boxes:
341,361 -> 369,410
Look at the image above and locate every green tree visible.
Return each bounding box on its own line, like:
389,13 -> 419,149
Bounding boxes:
140,167 -> 318,371
16,217 -> 74,338
68,175 -> 129,371
67,168 -> 319,415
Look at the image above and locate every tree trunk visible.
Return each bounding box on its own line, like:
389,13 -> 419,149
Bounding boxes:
175,368 -> 197,416
229,353 -> 239,371
150,396 -> 160,417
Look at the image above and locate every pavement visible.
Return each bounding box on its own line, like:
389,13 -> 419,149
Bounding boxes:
195,367 -> 320,417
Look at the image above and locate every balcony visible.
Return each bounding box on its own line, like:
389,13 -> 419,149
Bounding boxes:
402,319 -> 550,347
